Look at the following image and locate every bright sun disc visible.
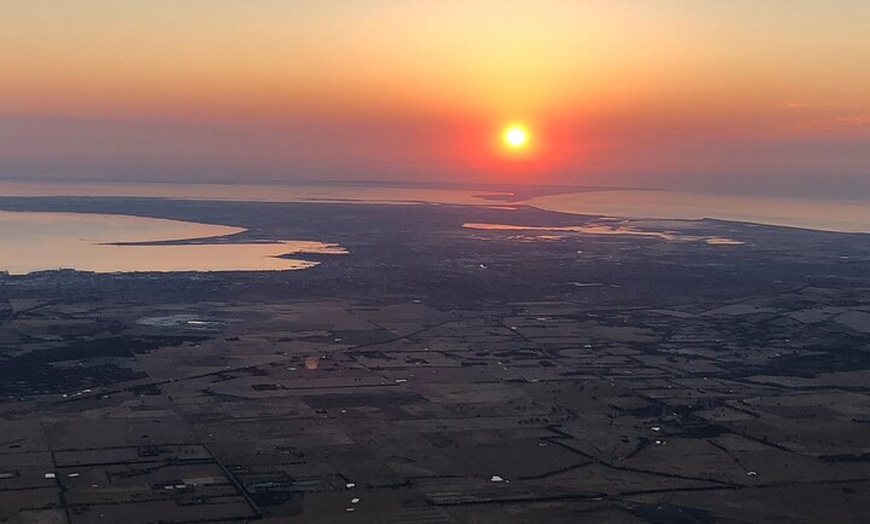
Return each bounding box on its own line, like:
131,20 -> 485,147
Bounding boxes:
503,125 -> 529,148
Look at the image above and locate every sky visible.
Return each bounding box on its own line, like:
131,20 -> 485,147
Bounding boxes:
1,1 -> 869,196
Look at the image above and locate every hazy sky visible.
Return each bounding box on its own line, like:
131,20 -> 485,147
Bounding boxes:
2,1 -> 869,195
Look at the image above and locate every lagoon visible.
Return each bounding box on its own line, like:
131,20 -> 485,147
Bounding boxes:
0,211 -> 346,275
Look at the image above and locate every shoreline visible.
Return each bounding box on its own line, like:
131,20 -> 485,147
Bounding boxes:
0,180 -> 867,234
1,190 -> 868,237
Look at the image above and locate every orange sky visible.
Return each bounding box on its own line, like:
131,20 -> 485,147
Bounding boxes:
1,1 -> 869,194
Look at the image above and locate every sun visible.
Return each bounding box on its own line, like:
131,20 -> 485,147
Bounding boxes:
503,124 -> 529,149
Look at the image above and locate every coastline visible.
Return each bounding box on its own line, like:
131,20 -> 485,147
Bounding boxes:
0,180 -> 867,234
526,189 -> 870,234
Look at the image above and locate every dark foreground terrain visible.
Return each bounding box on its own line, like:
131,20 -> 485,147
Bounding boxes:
1,197 -> 869,523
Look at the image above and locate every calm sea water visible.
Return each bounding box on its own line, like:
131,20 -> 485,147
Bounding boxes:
0,211 -> 346,275
528,190 -> 870,234
0,180 -> 508,205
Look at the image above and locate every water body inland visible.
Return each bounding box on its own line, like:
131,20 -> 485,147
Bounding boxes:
0,211 -> 347,275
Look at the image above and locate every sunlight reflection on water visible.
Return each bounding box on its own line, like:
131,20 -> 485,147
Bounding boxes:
527,190 -> 870,233
0,211 -> 346,275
